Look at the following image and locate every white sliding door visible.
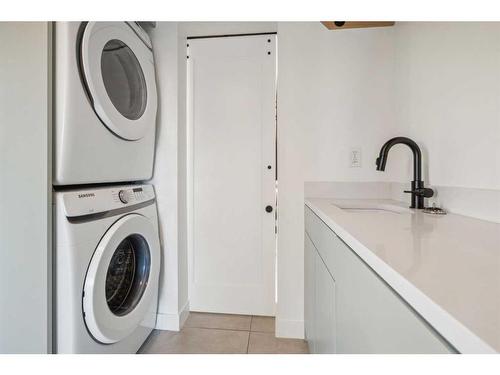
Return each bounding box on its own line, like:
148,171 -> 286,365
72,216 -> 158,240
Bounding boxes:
187,34 -> 277,316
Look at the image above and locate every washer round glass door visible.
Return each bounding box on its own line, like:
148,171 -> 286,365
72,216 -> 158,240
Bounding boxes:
80,22 -> 158,141
83,214 -> 160,344
105,233 -> 150,316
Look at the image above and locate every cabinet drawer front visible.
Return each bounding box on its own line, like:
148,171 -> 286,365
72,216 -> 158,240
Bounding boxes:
305,206 -> 340,277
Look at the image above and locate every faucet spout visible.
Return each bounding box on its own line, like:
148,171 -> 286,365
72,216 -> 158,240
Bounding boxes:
376,137 -> 422,181
375,136 -> 432,209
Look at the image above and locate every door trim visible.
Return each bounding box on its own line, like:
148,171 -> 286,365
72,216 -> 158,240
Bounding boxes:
187,32 -> 277,40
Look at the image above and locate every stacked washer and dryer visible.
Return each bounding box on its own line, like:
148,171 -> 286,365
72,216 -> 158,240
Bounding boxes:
53,22 -> 161,353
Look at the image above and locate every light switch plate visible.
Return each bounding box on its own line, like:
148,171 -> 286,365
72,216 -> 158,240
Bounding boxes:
350,148 -> 362,168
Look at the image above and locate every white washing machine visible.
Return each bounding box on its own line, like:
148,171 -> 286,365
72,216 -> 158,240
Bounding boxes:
53,22 -> 158,186
54,184 -> 160,353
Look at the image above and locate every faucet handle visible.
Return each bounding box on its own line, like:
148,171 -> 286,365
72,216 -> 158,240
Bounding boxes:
404,188 -> 434,198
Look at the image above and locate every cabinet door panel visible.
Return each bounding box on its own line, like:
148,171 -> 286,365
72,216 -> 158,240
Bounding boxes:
314,253 -> 336,354
304,233 -> 316,352
334,237 -> 455,354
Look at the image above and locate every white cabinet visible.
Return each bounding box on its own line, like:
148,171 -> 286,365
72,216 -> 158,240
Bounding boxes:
304,234 -> 316,351
314,250 -> 336,353
304,206 -> 456,354
305,234 -> 336,354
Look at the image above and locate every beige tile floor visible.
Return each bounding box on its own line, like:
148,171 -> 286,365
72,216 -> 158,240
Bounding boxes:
139,312 -> 309,354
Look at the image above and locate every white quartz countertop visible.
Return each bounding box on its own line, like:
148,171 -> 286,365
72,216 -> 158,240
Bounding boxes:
305,198 -> 500,353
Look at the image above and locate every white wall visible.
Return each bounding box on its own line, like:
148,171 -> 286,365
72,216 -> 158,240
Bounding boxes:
150,22 -> 190,330
393,22 -> 500,190
0,22 -> 52,353
176,24 -> 189,326
276,22 -> 400,338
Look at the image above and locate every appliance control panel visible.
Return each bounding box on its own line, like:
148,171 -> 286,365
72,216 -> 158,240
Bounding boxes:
62,184 -> 155,218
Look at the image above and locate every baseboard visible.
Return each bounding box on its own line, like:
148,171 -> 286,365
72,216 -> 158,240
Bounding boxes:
155,301 -> 190,331
155,312 -> 181,331
275,318 -> 304,339
178,300 -> 190,329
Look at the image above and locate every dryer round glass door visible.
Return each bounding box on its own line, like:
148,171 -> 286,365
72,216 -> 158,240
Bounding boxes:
101,39 -> 147,121
80,22 -> 158,141
83,214 -> 160,344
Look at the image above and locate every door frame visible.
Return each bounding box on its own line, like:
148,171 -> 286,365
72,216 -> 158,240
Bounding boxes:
185,32 -> 278,316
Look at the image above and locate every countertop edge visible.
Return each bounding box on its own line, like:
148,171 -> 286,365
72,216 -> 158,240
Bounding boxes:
304,199 -> 497,354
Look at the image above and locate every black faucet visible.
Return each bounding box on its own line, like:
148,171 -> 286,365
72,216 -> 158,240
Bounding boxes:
375,137 -> 433,209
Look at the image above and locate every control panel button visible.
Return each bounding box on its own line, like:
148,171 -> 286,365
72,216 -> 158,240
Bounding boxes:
118,190 -> 129,204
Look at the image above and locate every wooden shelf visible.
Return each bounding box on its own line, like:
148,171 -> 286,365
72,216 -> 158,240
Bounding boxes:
321,21 -> 395,30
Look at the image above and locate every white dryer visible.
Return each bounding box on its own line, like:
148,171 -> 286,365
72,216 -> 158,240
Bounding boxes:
53,22 -> 158,185
54,184 -> 160,353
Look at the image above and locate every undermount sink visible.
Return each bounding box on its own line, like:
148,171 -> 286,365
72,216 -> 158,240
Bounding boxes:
331,200 -> 413,214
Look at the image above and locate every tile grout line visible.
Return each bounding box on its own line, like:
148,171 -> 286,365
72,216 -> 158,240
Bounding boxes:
182,325 -> 274,334
246,316 -> 253,354
183,326 -> 251,333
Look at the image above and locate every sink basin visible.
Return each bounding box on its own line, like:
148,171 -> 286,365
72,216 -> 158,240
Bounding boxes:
331,200 -> 412,214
